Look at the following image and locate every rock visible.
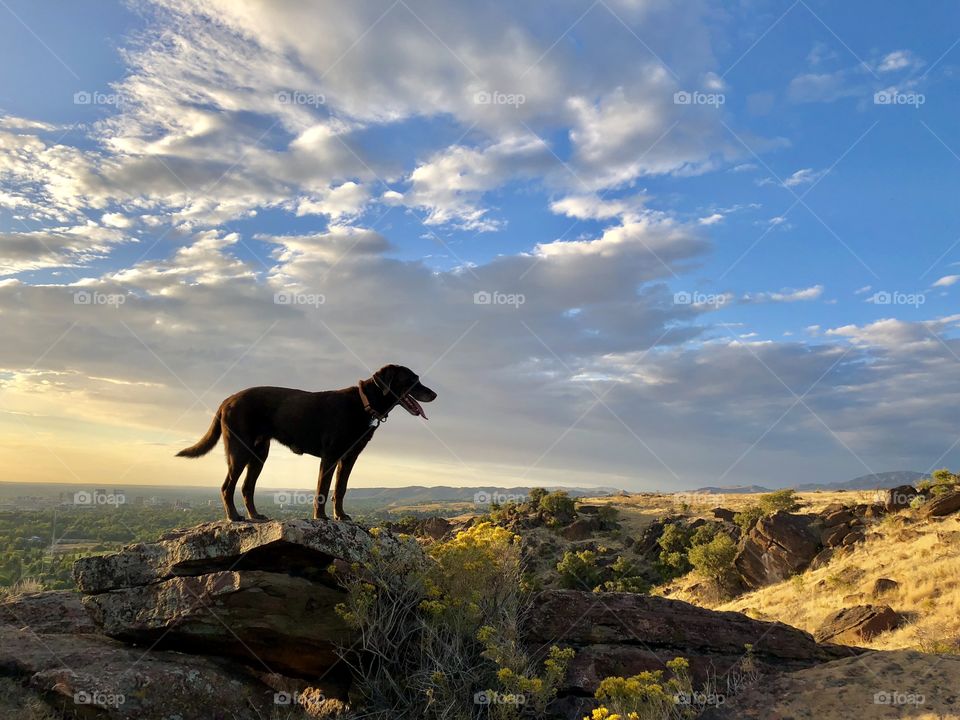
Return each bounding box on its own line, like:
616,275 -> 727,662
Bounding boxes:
871,578 -> 899,597
814,605 -> 902,644
821,503 -> 845,515
74,519 -> 411,593
561,516 -> 603,540
822,509 -> 855,528
83,570 -> 353,679
863,503 -> 887,518
0,590 -> 96,634
74,519 -> 421,694
634,520 -> 668,558
0,624 -> 315,720
734,512 -> 821,589
384,516 -> 452,540
712,507 -> 736,522
820,524 -> 849,548
809,547 -> 834,570
884,485 -> 918,512
840,530 -> 864,547
920,490 -> 960,517
577,505 -> 601,514
525,590 -> 859,700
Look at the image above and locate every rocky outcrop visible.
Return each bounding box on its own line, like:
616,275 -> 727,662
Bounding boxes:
73,519 -> 419,695
814,605 -> 902,644
525,589 -> 859,715
0,590 -> 336,719
920,490 -> 960,517
734,512 -> 820,589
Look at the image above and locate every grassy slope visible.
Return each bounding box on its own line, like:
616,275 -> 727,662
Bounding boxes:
580,490 -> 960,653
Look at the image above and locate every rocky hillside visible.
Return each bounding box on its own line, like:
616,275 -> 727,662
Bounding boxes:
0,518 -> 866,719
1,480 -> 959,719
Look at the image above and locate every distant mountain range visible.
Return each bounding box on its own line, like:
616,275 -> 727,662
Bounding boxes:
694,471 -> 927,494
342,485 -> 621,505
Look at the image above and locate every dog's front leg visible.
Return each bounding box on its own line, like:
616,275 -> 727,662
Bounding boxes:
314,456 -> 335,520
333,453 -> 358,522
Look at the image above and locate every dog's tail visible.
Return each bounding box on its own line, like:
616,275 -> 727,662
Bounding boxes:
176,408 -> 223,458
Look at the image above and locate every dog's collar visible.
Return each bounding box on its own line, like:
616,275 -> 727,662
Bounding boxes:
357,379 -> 388,424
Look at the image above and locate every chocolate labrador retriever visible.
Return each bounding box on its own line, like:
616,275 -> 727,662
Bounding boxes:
176,364 -> 436,522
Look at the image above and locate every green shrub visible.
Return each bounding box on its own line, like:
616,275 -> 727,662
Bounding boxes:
733,505 -> 763,532
336,523 -> 573,718
656,523 -> 694,578
758,489 -> 800,513
539,491 -> 577,523
688,534 -> 737,584
557,550 -> 602,590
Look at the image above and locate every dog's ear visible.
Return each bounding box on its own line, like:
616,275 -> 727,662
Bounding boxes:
373,365 -> 400,395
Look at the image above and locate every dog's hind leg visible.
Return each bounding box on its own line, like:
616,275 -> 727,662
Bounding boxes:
241,440 -> 270,522
314,456 -> 336,520
333,452 -> 358,522
221,451 -> 248,522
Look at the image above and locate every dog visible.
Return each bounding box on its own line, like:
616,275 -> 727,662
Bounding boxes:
176,364 -> 436,522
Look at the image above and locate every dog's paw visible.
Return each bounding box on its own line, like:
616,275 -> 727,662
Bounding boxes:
334,513 -> 353,522
247,513 -> 269,522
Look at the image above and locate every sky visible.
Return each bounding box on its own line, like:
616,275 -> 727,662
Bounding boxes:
0,0 -> 959,492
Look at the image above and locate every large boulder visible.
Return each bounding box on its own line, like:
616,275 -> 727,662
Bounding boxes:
734,512 -> 821,589
814,605 -> 902,644
884,485 -> 918,512
524,589 -> 859,705
73,519 -> 420,692
920,490 -> 960,518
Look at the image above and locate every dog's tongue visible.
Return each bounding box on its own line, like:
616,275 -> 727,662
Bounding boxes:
400,395 -> 428,419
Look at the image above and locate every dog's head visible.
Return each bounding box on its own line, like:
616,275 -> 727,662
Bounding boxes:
372,364 -> 437,419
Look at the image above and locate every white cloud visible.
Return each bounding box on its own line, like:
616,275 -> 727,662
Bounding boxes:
742,285 -> 824,304
932,275 -> 960,288
878,50 -> 922,73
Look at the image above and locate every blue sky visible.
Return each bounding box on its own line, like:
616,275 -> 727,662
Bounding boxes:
0,0 -> 959,490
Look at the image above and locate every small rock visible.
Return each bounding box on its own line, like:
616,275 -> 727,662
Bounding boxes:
712,507 -> 736,522
814,605 -> 902,644
871,578 -> 899,597
841,530 -> 864,547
